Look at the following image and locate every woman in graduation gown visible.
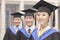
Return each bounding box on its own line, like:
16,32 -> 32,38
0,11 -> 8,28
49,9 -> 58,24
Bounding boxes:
3,12 -> 24,40
16,9 -> 37,40
32,0 -> 60,40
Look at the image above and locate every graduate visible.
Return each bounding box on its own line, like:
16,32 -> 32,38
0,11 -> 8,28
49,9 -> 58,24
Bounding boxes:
3,12 -> 24,40
32,0 -> 60,40
16,9 -> 37,40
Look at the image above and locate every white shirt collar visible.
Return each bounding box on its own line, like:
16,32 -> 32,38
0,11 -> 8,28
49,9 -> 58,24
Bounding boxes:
13,25 -> 22,32
38,25 -> 51,37
25,25 -> 36,34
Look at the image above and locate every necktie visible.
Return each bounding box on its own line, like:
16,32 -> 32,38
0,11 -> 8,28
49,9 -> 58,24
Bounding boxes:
28,29 -> 31,33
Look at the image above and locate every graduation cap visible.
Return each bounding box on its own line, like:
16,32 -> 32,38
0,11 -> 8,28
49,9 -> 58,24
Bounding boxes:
11,12 -> 24,18
33,0 -> 59,15
22,9 -> 37,17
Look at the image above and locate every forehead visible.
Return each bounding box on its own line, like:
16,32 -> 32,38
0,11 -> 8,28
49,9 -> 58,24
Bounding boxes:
14,17 -> 21,19
36,12 -> 49,15
25,16 -> 34,18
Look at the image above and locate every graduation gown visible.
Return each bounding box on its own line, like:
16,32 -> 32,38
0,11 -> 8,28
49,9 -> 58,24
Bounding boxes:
16,27 -> 37,40
3,26 -> 17,40
32,28 -> 60,40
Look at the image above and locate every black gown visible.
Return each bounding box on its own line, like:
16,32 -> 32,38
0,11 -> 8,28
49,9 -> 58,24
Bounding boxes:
16,27 -> 37,40
44,32 -> 60,40
3,26 -> 17,40
32,28 -> 60,40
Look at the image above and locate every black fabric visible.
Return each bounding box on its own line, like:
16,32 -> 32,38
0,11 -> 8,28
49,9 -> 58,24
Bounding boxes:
37,6 -> 51,15
33,0 -> 58,14
28,29 -> 31,33
43,32 -> 60,40
22,9 -> 37,17
3,27 -> 16,40
11,12 -> 24,18
16,30 -> 34,40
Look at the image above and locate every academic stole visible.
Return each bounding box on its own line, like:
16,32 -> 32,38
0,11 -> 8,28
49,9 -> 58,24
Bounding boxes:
38,27 -> 50,37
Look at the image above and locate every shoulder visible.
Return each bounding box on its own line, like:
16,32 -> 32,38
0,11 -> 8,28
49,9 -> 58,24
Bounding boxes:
6,26 -> 13,32
53,32 -> 60,35
17,27 -> 24,34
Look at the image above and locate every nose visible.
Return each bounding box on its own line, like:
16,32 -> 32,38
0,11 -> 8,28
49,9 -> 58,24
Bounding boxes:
16,20 -> 19,21
27,19 -> 31,21
16,19 -> 20,22
39,16 -> 43,19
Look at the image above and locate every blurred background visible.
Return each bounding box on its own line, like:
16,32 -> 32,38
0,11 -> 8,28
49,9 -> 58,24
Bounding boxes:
0,0 -> 60,40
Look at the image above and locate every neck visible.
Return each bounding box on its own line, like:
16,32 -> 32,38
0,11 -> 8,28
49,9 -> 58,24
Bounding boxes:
26,24 -> 33,27
15,25 -> 19,27
40,23 -> 48,30
26,25 -> 32,27
28,25 -> 31,27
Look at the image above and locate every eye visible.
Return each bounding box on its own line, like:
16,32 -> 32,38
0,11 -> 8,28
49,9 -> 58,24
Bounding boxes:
18,19 -> 20,20
37,14 -> 40,16
26,17 -> 28,19
29,17 -> 31,19
15,19 -> 17,20
42,14 -> 46,16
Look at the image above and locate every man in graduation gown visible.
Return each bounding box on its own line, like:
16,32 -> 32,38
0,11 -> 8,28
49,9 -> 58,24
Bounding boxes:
16,9 -> 37,40
3,12 -> 24,40
32,0 -> 60,40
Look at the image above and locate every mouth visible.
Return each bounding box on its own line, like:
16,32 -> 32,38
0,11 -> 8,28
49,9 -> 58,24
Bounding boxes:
15,22 -> 20,24
38,20 -> 43,22
26,21 -> 32,23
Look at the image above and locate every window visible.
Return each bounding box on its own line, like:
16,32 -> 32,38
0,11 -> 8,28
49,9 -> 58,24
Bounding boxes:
5,4 -> 19,28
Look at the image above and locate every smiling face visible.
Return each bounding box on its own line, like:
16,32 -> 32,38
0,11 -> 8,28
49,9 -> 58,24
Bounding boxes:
24,16 -> 34,27
13,17 -> 21,26
36,12 -> 50,25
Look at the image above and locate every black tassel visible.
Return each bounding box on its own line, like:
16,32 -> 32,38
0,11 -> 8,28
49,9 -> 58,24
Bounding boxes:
53,8 -> 55,27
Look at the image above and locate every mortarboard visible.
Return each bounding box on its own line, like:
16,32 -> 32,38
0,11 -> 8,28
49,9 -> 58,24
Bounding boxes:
33,0 -> 58,15
11,12 -> 24,18
22,9 -> 37,17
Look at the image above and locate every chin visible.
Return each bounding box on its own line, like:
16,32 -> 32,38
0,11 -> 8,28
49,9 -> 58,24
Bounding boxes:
39,22 -> 44,25
16,24 -> 19,25
27,24 -> 32,26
